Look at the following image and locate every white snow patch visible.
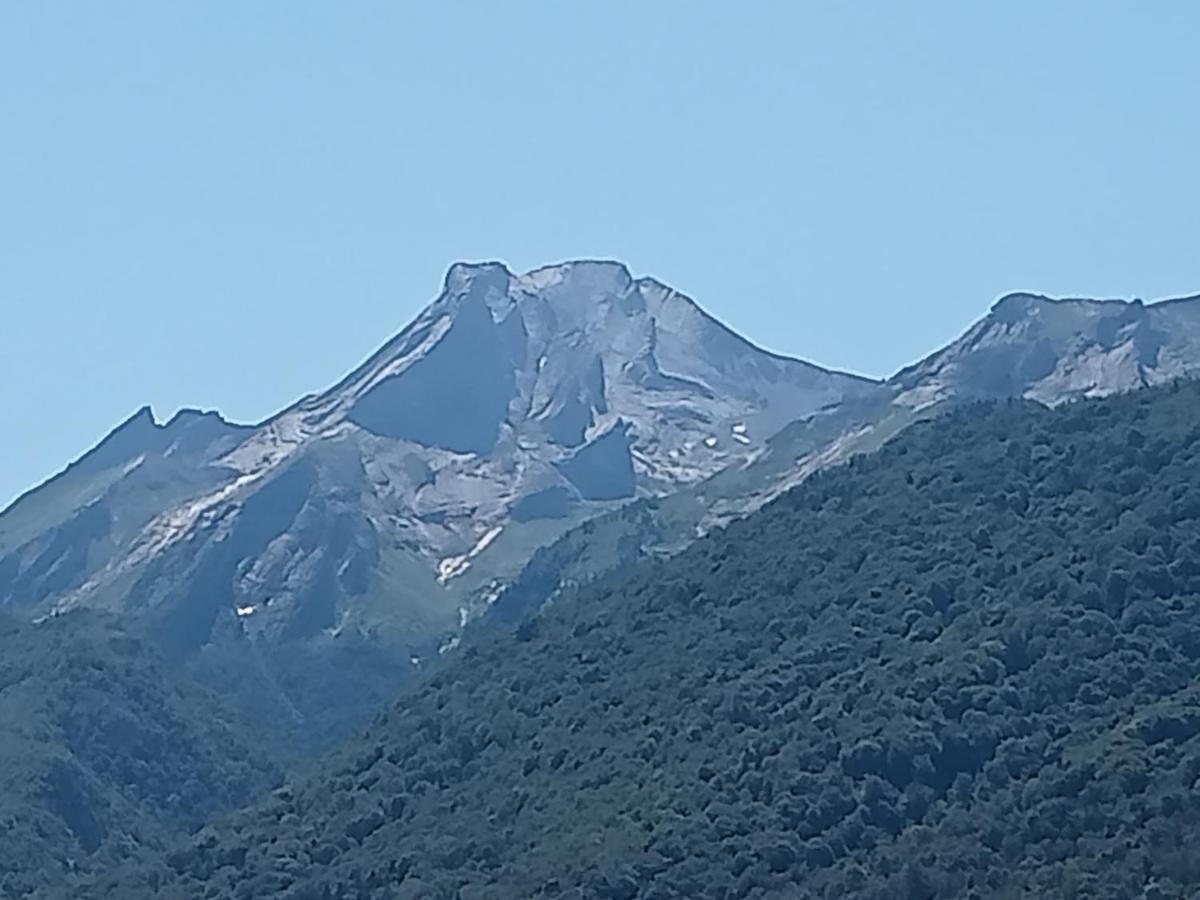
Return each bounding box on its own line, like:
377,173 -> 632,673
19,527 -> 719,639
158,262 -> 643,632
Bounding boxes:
235,605 -> 256,617
470,525 -> 503,558
704,436 -> 719,448
732,423 -> 748,435
122,455 -> 146,476
732,432 -> 751,445
437,555 -> 471,584
438,635 -> 462,656
437,527 -> 505,586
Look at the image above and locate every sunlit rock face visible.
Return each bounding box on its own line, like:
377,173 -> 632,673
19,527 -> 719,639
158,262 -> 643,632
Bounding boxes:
891,292 -> 1200,411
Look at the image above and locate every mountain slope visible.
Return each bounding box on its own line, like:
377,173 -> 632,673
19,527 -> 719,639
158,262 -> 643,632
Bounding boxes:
0,610 -> 281,898
487,291 -> 1200,623
890,291 -> 1200,409
0,260 -> 877,745
81,381 -> 1200,900
0,407 -> 252,612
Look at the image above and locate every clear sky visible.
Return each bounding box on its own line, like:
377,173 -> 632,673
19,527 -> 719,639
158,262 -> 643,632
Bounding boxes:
2,3 -> 1198,508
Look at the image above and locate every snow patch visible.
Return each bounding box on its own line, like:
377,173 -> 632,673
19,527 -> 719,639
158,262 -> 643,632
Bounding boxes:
704,436 -> 719,448
436,526 -> 504,585
437,555 -> 471,584
470,525 -> 503,558
235,605 -> 256,617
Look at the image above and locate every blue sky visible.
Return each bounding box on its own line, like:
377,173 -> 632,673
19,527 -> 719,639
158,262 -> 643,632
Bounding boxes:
2,2 -> 1198,507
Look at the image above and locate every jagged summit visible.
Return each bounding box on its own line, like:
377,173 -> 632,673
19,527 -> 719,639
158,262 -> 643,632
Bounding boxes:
987,291 -> 1050,319
0,261 -> 877,743
299,258 -> 876,468
0,405 -> 247,525
438,259 -> 638,313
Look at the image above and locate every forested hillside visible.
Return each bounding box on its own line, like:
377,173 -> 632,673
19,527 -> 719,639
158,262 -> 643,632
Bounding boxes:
78,382 -> 1200,899
0,612 -> 282,898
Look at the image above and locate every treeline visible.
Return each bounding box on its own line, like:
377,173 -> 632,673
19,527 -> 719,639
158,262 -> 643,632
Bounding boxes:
71,382 -> 1200,899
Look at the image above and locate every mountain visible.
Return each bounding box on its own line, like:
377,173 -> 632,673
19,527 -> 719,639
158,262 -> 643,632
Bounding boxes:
890,292 -> 1200,408
486,290 -> 1200,624
0,260 -> 877,746
0,610 -> 281,898
78,381 -> 1200,900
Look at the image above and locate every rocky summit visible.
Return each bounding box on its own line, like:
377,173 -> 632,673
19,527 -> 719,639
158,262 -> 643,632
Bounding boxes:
0,260 -> 876,744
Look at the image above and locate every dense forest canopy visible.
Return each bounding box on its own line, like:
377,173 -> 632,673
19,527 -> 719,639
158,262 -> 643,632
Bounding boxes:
57,382 -> 1200,899
0,611 -> 282,898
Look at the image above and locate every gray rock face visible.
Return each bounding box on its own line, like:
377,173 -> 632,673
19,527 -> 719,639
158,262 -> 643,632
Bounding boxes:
0,407 -> 252,612
748,291 -> 1200,511
0,260 -> 876,742
486,290 -> 1200,627
892,292 -> 1200,409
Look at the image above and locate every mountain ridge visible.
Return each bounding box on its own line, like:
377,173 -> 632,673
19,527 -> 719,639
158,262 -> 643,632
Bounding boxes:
0,259 -> 878,746
5,265 -> 1200,750
476,285 -> 1200,627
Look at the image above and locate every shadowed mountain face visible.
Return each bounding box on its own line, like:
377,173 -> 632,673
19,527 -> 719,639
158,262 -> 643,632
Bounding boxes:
0,260 -> 877,745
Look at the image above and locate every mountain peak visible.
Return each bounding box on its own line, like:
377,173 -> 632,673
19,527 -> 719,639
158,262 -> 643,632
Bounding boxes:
518,259 -> 633,292
68,405 -> 159,476
0,259 -> 881,745
988,291 -> 1161,321
440,260 -> 641,307
337,259 -> 869,465
988,291 -> 1050,321
892,289 -> 1200,412
442,259 -> 511,292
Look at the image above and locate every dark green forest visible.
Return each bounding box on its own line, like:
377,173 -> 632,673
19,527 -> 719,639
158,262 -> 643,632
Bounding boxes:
65,381 -> 1200,899
0,611 -> 281,898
